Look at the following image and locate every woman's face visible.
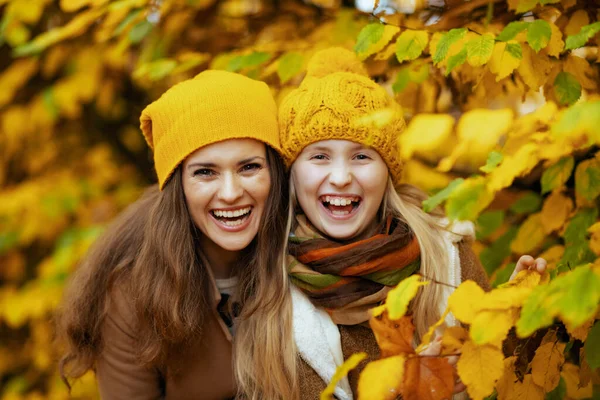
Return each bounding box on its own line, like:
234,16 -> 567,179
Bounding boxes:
291,140 -> 389,241
182,138 -> 271,252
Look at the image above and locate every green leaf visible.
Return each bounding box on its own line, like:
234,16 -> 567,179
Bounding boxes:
552,100 -> 600,139
146,59 -> 177,81
565,22 -> 600,50
227,52 -> 271,72
563,208 -> 598,244
392,68 -> 410,93
395,30 -> 428,63
444,47 -> 467,76
510,192 -> 542,214
553,72 -> 582,106
526,20 -> 551,52
480,151 -> 503,173
113,9 -> 142,37
422,178 -> 464,212
480,227 -> 518,275
517,265 -> 600,337
506,42 -> 523,59
541,156 -> 574,194
129,20 -> 153,44
433,28 -> 467,64
354,23 -> 384,55
585,321 -> 600,369
575,158 -> 600,202
465,33 -> 495,66
277,52 -> 303,84
496,21 -> 529,41
445,177 -> 494,221
545,377 -> 567,400
392,63 -> 429,93
476,210 -> 505,240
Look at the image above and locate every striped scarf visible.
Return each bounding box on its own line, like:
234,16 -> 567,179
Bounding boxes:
288,215 -> 420,325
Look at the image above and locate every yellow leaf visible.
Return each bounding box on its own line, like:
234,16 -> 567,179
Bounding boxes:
512,374 -> 544,400
540,191 -> 574,234
588,222 -> 600,256
357,355 -> 405,400
545,22 -> 564,57
510,213 -> 546,254
448,280 -> 485,324
561,363 -> 593,399
496,356 -> 518,400
60,0 -> 107,12
441,326 -> 468,356
470,309 -> 518,347
517,45 -> 552,90
488,41 -> 522,81
488,143 -> 539,192
403,160 -> 452,192
499,269 -> 543,289
457,341 -> 504,400
438,109 -> 513,172
0,58 -> 38,108
565,9 -> 590,36
356,24 -> 400,61
399,114 -> 455,160
320,352 -> 367,400
386,274 -> 429,320
531,341 -> 566,391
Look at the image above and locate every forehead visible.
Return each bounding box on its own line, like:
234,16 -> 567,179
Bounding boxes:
302,140 -> 371,153
184,138 -> 266,165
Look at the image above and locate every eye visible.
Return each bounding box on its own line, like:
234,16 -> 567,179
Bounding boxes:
193,168 -> 215,177
354,153 -> 372,160
310,154 -> 328,161
240,162 -> 262,172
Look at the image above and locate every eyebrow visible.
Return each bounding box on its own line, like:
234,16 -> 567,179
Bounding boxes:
187,156 -> 266,169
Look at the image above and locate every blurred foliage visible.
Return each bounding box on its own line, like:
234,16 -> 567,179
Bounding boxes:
0,0 -> 600,398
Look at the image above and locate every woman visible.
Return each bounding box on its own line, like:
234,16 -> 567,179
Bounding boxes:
277,47 -> 546,399
57,70 -> 296,399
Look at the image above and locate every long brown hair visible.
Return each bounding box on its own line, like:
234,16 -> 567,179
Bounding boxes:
58,145 -> 295,398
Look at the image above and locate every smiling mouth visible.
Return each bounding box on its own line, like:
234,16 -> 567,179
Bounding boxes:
210,206 -> 253,227
320,195 -> 361,216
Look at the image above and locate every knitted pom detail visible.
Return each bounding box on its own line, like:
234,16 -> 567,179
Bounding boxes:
306,47 -> 368,79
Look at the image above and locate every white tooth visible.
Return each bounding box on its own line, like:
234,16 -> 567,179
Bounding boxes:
224,211 -> 231,218
215,210 -> 222,217
333,198 -> 340,206
233,210 -> 240,217
341,199 -> 348,206
325,196 -> 330,203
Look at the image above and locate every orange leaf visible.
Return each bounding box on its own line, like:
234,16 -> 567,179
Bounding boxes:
399,356 -> 454,400
530,341 -> 566,391
512,374 -> 544,400
369,312 -> 415,357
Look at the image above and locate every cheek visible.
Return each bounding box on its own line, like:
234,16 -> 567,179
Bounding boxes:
248,172 -> 271,206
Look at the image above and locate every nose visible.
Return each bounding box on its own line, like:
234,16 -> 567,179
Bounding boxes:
328,160 -> 352,188
218,173 -> 244,203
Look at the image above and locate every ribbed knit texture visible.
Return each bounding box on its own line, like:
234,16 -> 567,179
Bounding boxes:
140,70 -> 281,189
279,47 -> 405,186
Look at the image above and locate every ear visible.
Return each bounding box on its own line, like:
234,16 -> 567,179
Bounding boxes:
140,111 -> 154,150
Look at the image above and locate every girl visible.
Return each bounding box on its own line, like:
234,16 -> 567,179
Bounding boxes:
57,70 -> 296,399
277,47 -> 546,399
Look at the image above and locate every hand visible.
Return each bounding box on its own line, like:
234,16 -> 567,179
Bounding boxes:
418,336 -> 466,394
510,255 -> 547,281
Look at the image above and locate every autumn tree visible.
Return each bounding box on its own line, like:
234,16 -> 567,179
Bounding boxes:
0,0 -> 599,398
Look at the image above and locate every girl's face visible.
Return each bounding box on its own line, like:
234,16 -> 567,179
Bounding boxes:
291,140 -> 389,240
182,138 -> 271,252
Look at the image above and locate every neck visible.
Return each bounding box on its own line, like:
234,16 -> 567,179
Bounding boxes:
200,237 -> 240,279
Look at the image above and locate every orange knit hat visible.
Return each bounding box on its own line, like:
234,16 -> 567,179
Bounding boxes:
140,70 -> 281,189
278,47 -> 405,186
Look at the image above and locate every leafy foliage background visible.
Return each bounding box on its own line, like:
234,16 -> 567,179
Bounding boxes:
0,0 -> 599,398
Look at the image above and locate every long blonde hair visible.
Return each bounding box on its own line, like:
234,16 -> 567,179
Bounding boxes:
381,179 -> 449,340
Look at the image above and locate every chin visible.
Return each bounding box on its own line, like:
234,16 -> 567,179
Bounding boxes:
215,238 -> 253,252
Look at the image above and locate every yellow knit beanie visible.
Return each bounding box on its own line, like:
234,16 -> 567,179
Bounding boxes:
279,47 -> 405,186
140,70 -> 281,190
